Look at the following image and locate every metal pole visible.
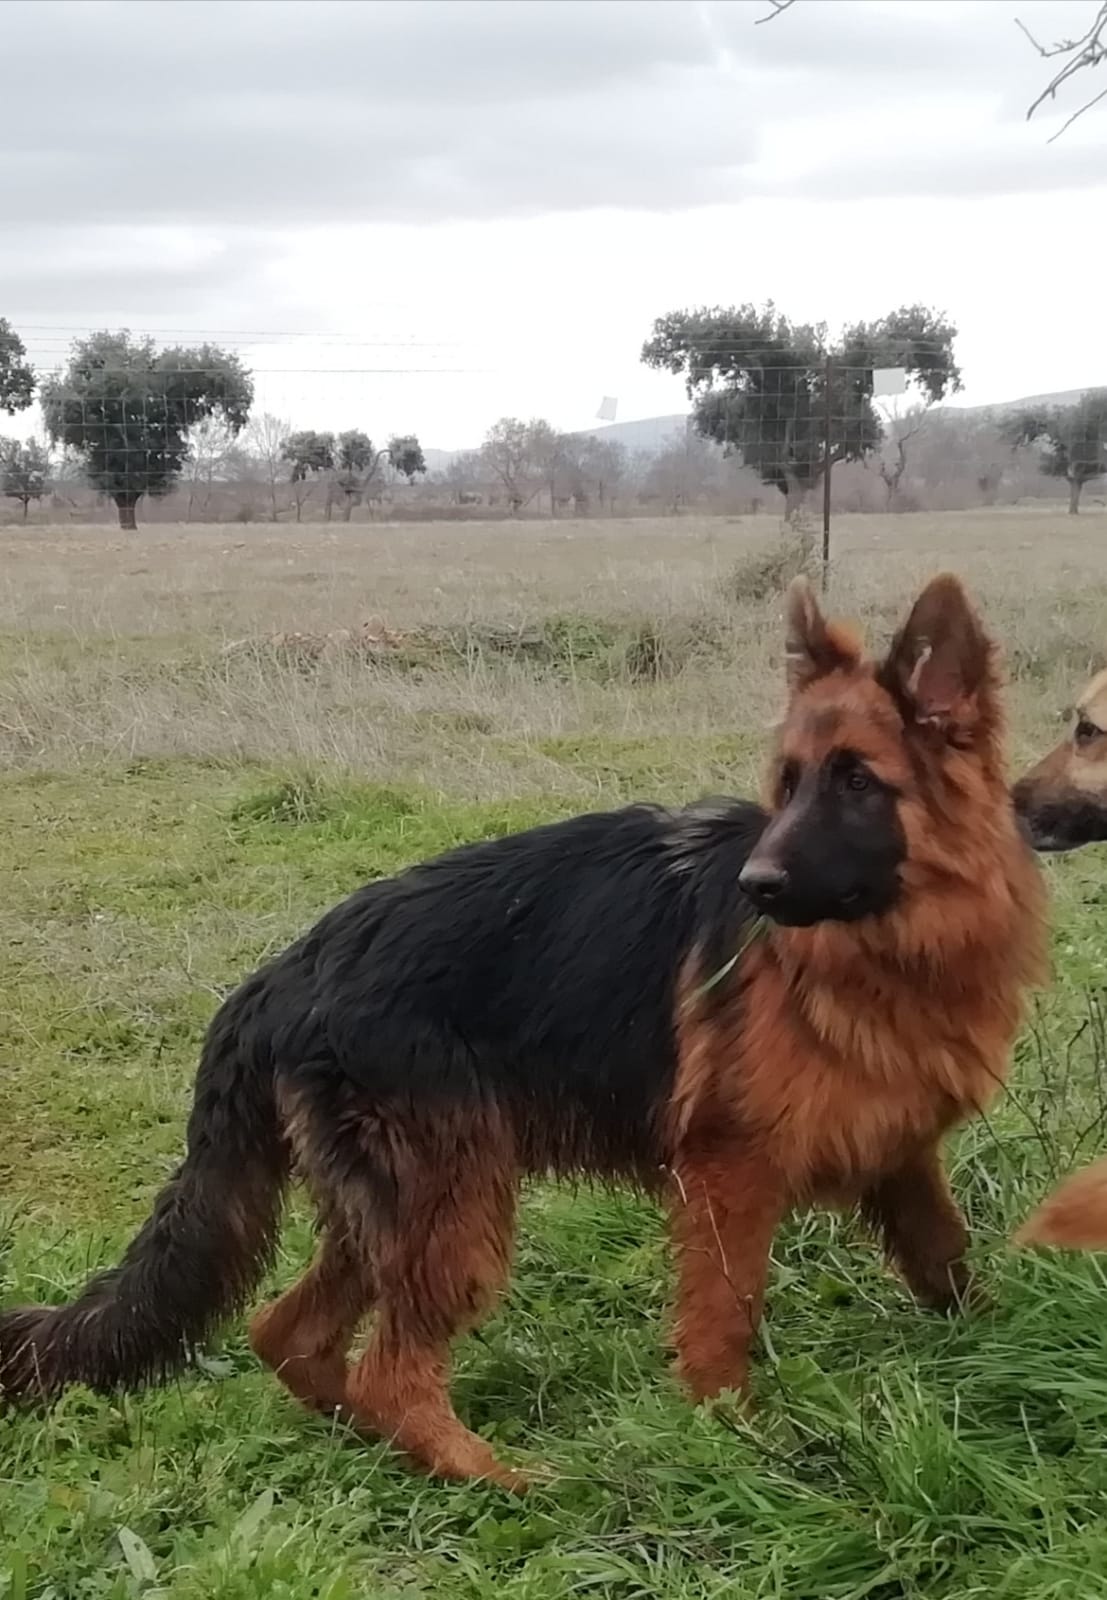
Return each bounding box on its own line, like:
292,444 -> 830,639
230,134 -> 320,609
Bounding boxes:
821,353 -> 833,591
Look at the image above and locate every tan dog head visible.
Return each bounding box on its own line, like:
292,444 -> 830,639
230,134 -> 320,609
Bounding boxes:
1012,666 -> 1107,852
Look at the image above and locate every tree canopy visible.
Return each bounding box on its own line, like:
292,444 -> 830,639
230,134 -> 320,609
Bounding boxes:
283,429 -> 337,483
1003,389 -> 1107,513
387,433 -> 427,483
0,438 -> 50,520
641,302 -> 961,511
40,331 -> 253,528
279,427 -> 426,519
0,318 -> 35,416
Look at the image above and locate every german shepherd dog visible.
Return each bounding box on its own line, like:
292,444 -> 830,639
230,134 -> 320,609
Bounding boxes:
1013,665 -> 1107,855
1012,663 -> 1107,1251
0,574 -> 1046,1489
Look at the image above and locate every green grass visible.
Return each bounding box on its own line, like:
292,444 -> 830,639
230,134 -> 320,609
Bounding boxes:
2,758 -> 1107,1599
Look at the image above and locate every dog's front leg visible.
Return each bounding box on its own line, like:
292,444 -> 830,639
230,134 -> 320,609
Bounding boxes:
668,1141 -> 788,1402
861,1141 -> 973,1313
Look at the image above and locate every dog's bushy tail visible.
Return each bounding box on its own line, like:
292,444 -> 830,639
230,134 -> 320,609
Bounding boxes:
0,981 -> 288,1401
1014,1158 -> 1107,1251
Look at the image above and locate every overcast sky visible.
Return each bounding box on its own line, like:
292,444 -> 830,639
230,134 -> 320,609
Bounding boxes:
4,0 -> 1104,447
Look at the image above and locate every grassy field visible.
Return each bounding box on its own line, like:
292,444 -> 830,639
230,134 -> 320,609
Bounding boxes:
1,507 -> 1106,1599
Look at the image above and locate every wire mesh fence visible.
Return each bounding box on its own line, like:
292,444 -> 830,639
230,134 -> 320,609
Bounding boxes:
2,329 -> 1105,548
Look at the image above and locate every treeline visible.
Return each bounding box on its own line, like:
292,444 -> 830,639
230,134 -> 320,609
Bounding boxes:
25,410 -> 1100,528
2,313 -> 1105,526
0,326 -> 431,530
640,301 -> 1107,517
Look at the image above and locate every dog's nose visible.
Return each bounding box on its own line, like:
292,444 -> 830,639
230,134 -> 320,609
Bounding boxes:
739,861 -> 789,905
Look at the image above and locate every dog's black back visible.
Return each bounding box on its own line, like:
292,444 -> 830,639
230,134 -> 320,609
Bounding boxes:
258,798 -> 767,1184
0,796 -> 768,1405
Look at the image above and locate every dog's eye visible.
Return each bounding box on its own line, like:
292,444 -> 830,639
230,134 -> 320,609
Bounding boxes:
843,768 -> 871,794
779,763 -> 798,801
1075,718 -> 1100,746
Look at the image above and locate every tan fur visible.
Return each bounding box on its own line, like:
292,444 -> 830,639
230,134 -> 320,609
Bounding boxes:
1017,665 -> 1107,802
664,574 -> 1046,1402
257,1084 -> 524,1486
10,572 -> 1041,1490
256,569 -> 1046,1468
1010,663 -> 1107,1254
1015,1159 -> 1107,1251
736,575 -> 1042,1196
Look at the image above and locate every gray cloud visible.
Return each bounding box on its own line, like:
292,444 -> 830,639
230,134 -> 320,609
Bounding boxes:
4,0 -> 1104,341
5,1 -> 748,229
779,138 -> 1107,203
0,224 -> 299,350
5,0 -> 1101,238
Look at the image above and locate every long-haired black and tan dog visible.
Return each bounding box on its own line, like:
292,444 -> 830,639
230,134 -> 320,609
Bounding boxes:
0,574 -> 1046,1488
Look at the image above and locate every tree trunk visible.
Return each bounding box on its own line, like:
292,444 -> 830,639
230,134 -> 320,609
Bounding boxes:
114,493 -> 140,530
784,483 -> 808,523
1069,477 -> 1082,515
20,497 -> 30,522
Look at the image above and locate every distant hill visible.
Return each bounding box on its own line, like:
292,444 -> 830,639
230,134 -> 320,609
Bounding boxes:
568,395 -> 1104,448
575,414 -> 689,454
422,414 -> 690,472
424,388 -> 1103,469
946,388 -> 1102,417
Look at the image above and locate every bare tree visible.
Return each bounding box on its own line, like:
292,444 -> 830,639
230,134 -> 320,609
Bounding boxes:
875,407 -> 927,510
525,420 -> 563,515
554,435 -> 629,514
241,412 -> 292,522
184,416 -> 235,522
443,450 -> 485,505
642,426 -> 720,515
896,409 -> 1016,509
479,417 -> 553,514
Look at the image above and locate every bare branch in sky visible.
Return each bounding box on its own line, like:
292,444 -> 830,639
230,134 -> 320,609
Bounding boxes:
1017,4 -> 1107,140
755,0 -> 797,26
753,0 -> 1106,141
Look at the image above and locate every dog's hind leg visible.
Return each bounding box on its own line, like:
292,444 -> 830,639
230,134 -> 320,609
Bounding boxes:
249,1222 -> 372,1418
343,1124 -> 524,1490
861,1143 -> 972,1313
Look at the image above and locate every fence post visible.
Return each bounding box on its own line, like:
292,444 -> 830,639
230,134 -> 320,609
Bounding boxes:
821,352 -> 833,591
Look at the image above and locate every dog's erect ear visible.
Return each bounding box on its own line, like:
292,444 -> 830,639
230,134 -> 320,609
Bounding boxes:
784,576 -> 861,693
879,573 -> 995,739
